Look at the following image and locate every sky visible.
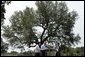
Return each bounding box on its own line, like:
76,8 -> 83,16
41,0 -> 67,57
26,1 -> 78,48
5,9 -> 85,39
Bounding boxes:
4,1 -> 84,50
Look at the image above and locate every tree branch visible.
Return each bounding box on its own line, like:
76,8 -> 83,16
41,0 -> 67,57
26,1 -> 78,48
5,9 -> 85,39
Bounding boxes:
40,28 -> 46,44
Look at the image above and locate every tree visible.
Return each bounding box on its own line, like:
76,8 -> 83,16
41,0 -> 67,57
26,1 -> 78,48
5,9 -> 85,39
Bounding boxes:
35,1 -> 81,56
1,1 -> 11,53
2,1 -> 81,55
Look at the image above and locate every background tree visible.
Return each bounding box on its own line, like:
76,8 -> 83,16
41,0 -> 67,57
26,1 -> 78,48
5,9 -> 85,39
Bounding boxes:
1,1 -> 11,53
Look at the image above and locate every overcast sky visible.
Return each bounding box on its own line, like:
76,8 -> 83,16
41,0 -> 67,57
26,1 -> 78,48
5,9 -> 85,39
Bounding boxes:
4,1 -> 84,48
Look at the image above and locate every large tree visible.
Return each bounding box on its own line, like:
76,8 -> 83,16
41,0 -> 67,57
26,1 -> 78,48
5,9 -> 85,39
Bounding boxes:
2,1 -> 81,55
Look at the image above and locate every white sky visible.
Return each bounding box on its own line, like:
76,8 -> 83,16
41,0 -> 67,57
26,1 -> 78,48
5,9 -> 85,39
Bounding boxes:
4,1 -> 84,48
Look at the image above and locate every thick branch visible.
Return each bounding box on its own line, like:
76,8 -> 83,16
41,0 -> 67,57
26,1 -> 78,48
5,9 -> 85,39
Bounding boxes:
40,28 -> 46,44
42,35 -> 49,43
42,24 -> 60,44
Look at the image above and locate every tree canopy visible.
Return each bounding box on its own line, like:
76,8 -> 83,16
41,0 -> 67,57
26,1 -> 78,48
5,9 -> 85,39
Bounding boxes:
2,1 -> 81,55
35,1 -> 80,47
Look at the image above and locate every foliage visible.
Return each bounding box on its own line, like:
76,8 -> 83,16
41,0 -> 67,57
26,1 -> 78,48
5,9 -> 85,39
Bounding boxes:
1,38 -> 8,53
1,1 -> 11,53
2,1 -> 81,55
1,1 -> 11,25
60,47 -> 84,56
